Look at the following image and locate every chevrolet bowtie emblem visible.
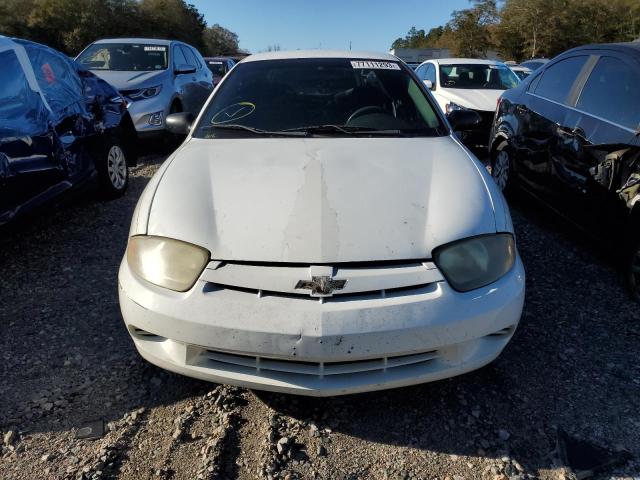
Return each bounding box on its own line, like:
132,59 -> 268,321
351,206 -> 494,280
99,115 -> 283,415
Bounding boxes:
295,275 -> 347,297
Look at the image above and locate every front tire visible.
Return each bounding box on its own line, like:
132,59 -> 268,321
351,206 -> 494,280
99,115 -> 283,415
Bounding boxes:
491,140 -> 515,195
95,134 -> 129,199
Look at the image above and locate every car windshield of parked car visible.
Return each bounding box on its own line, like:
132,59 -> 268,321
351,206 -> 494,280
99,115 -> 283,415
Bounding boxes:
193,58 -> 444,138
77,43 -> 168,71
439,64 -> 519,90
206,61 -> 226,76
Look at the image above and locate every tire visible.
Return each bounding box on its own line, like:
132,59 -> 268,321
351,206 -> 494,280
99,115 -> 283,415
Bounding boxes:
94,133 -> 129,199
490,140 -> 515,195
626,241 -> 640,303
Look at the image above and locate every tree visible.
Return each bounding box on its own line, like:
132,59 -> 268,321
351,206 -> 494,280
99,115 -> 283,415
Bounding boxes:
391,26 -> 449,49
446,0 -> 498,57
138,0 -> 206,49
203,24 -> 239,56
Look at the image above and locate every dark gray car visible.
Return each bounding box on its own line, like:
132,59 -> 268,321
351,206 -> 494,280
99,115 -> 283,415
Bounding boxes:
76,38 -> 213,138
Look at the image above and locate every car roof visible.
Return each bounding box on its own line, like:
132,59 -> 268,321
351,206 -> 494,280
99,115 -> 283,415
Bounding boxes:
431,58 -> 504,65
242,49 -> 398,63
562,42 -> 640,56
93,38 -> 175,46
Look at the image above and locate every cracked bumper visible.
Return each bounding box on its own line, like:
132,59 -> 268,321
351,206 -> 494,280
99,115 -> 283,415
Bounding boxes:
118,256 -> 525,396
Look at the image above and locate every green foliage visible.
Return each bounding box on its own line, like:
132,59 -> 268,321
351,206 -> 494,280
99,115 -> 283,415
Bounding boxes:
0,0 -> 239,56
203,24 -> 239,56
393,0 -> 640,61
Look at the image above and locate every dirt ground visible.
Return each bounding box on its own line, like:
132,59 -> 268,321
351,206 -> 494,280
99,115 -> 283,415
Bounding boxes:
1,152 -> 639,480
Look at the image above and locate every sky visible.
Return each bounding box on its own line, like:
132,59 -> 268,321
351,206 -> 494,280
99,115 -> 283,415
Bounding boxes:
191,0 -> 471,54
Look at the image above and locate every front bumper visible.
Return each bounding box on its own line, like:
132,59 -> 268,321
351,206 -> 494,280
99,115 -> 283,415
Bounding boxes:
124,94 -> 171,134
118,256 -> 525,396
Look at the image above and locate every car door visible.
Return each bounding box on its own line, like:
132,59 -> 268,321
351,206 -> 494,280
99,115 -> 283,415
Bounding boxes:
185,46 -> 213,111
0,47 -> 66,221
514,55 -> 590,204
172,44 -> 196,113
566,53 -> 640,237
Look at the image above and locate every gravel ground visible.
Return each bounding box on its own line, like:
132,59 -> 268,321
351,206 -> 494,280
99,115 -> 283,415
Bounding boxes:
1,152 -> 639,480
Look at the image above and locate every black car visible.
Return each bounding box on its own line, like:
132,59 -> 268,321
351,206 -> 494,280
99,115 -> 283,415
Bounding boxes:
489,42 -> 640,300
518,58 -> 549,71
0,37 -> 137,226
203,57 -> 236,86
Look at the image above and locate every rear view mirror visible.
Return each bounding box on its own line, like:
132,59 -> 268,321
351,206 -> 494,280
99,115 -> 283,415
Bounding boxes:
175,64 -> 196,75
447,109 -> 482,131
423,79 -> 435,90
166,112 -> 194,135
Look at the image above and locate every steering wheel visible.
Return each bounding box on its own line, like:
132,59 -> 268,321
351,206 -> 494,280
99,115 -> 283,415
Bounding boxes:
346,105 -> 388,125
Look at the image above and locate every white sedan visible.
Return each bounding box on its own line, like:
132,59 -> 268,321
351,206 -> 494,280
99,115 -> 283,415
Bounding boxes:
415,58 -> 520,146
119,50 -> 525,396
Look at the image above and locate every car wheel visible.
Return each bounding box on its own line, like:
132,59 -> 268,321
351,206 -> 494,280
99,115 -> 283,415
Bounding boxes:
626,242 -> 640,303
491,140 -> 515,194
95,134 -> 128,198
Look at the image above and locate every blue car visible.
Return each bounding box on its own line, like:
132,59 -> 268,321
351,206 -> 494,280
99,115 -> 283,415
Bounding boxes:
0,36 -> 137,226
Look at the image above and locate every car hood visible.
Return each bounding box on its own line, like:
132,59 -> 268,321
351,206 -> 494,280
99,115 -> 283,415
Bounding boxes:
88,70 -> 166,90
439,88 -> 503,112
146,136 -> 498,263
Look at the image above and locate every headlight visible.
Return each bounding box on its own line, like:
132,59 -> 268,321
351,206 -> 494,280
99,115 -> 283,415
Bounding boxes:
127,85 -> 162,100
445,102 -> 469,115
127,236 -> 210,292
433,234 -> 515,292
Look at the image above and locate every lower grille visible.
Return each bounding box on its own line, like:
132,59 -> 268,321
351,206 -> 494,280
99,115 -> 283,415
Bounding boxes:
199,348 -> 439,378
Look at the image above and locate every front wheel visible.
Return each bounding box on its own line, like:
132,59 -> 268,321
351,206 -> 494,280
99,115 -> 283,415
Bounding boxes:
490,140 -> 515,195
95,134 -> 129,198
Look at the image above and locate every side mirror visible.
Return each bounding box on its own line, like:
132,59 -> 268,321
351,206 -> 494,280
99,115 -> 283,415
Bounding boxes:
423,79 -> 435,90
174,64 -> 196,75
166,112 -> 194,135
447,109 -> 482,131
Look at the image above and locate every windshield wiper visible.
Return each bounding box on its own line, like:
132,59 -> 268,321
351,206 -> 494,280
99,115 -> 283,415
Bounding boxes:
203,124 -> 306,137
282,125 -> 405,136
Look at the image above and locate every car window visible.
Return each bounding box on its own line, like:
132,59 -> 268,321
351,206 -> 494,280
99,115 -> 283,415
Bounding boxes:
77,43 -> 168,71
533,56 -> 587,104
0,49 -> 49,136
206,60 -> 227,76
425,64 -> 436,84
25,45 -> 84,118
192,48 -> 204,68
180,46 -> 197,68
439,64 -> 519,90
576,56 -> 640,130
193,58 -> 445,138
173,46 -> 188,68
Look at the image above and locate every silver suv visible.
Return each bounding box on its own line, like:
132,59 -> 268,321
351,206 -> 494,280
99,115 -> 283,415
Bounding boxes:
77,38 -> 213,138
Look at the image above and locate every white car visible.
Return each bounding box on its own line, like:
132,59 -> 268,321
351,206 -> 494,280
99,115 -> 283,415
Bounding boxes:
119,50 -> 525,396
415,58 -> 520,146
509,65 -> 532,81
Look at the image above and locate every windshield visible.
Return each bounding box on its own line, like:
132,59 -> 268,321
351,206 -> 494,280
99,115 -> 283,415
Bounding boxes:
193,58 -> 445,138
206,60 -> 226,76
77,43 -> 168,71
439,64 -> 519,90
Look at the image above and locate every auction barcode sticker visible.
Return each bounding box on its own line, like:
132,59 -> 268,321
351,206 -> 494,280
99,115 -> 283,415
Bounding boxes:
351,61 -> 400,70
144,46 -> 167,51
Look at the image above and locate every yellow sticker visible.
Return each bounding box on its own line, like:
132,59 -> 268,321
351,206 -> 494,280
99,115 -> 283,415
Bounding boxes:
211,102 -> 256,124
